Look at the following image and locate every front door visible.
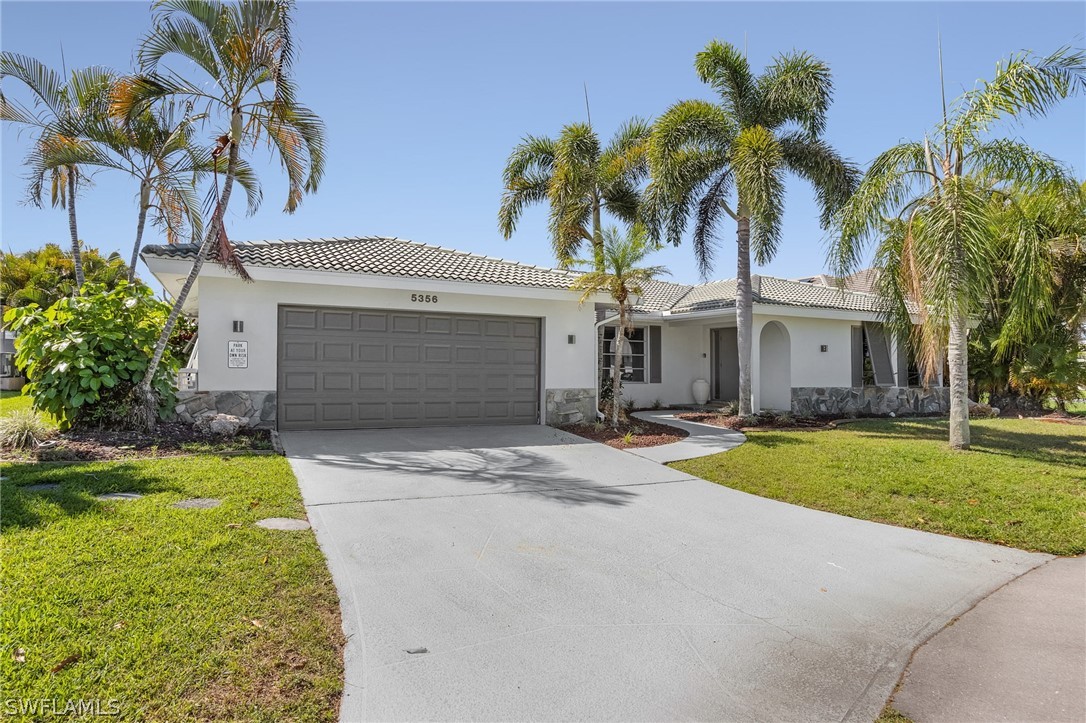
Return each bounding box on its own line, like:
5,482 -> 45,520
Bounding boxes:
711,327 -> 739,401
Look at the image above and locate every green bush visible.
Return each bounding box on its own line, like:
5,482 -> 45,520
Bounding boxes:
3,283 -> 178,431
0,408 -> 55,448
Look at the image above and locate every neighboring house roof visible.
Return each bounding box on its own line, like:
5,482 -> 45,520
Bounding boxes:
144,236 -> 889,316
794,267 -> 881,295
141,236 -> 582,291
631,275 -> 887,315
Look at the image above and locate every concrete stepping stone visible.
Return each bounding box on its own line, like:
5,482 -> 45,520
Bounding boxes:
23,483 -> 60,493
172,498 -> 221,510
255,517 -> 310,531
97,492 -> 143,501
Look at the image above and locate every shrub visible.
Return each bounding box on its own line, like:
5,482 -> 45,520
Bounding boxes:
3,283 -> 179,431
0,409 -> 55,448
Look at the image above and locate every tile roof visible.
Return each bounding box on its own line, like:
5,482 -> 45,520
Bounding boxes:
143,236 -> 890,315
141,236 -> 583,290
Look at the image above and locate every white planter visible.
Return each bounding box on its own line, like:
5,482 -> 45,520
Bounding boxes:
692,378 -> 710,405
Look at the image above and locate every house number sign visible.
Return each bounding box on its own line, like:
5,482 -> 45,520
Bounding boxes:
228,340 -> 248,368
410,294 -> 438,303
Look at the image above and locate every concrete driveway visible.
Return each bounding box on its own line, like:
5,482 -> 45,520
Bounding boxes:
282,425 -> 1047,722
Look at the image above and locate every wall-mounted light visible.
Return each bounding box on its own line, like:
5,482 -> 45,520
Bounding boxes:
820,344 -> 828,352
233,320 -> 244,333
567,334 -> 576,344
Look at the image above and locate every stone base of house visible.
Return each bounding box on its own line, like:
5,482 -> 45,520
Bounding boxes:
545,388 -> 596,426
792,386 -> 950,417
176,390 -> 276,429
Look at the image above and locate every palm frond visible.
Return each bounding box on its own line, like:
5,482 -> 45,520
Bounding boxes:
694,40 -> 756,123
757,50 -> 833,135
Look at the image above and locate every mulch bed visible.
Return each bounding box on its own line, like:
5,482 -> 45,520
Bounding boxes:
675,412 -> 837,432
2,422 -> 274,463
561,419 -> 688,449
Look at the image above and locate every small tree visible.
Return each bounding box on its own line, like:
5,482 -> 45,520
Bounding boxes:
4,284 -> 178,430
1,244 -> 131,312
571,224 -> 668,427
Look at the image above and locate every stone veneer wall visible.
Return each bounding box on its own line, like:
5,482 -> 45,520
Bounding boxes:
545,388 -> 596,426
792,386 -> 950,417
175,390 -> 277,429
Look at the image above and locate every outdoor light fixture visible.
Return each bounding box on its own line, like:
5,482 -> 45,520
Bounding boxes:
233,320 -> 245,333
567,334 -> 576,344
820,344 -> 828,352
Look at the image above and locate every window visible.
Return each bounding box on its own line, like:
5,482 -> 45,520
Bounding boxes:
0,353 -> 13,378
602,326 -> 647,383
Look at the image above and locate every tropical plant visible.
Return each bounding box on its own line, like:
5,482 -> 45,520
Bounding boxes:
971,181 -> 1086,413
1,244 -> 133,313
3,283 -> 178,431
499,118 -> 651,269
571,224 -> 668,427
113,0 -> 326,430
1,53 -> 117,288
647,40 -> 858,417
833,46 -> 1086,449
0,409 -> 55,449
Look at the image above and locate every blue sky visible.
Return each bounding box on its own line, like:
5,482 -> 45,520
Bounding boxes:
2,1 -> 1084,291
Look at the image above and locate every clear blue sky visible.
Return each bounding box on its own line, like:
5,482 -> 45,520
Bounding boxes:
2,1 -> 1084,292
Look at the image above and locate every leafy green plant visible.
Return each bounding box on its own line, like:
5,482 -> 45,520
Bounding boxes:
650,398 -> 663,410
622,431 -> 635,445
0,408 -> 55,448
3,283 -> 178,430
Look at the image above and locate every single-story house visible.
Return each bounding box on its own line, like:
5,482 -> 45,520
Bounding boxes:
142,236 -> 949,431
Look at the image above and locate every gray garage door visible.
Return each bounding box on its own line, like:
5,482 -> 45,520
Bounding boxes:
277,306 -> 540,430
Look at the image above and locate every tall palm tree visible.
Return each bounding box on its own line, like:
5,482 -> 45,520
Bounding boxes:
114,0 -> 326,430
832,47 -> 1085,449
0,244 -> 130,312
499,119 -> 650,269
571,224 -> 669,427
1,54 -> 117,288
647,40 -> 859,417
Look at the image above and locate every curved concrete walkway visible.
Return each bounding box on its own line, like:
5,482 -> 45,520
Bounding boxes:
628,410 -> 746,463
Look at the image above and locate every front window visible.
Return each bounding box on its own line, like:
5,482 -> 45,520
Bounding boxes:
0,353 -> 13,378
601,326 -> 647,383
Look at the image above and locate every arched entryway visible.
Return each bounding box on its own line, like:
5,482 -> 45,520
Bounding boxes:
759,321 -> 791,411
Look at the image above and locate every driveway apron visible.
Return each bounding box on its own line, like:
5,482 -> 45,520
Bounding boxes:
282,425 -> 1047,722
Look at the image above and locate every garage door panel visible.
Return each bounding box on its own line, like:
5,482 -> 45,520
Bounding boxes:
278,306 -> 539,430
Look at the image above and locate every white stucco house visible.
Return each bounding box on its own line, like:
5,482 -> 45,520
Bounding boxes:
142,236 -> 948,431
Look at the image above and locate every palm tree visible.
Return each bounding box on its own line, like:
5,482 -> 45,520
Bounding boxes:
114,0 -> 327,430
647,40 -> 859,417
832,47 -> 1085,449
1,54 -> 117,288
499,119 -> 650,269
571,224 -> 668,427
40,98 -> 262,282
1,244 -> 130,312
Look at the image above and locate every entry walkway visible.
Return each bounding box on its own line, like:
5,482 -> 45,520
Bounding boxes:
629,410 -> 746,463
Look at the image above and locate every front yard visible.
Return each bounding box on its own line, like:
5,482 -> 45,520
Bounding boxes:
1,454 -> 344,721
674,418 -> 1086,556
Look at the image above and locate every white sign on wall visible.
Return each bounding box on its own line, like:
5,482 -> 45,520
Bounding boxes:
228,340 -> 248,369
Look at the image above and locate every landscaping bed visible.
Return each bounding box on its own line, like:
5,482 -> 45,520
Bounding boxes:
1,455 -> 345,721
1,422 -> 274,463
675,410 -> 837,431
673,418 -> 1086,556
561,419 -> 688,449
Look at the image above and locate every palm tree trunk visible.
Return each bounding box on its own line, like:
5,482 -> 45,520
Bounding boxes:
592,194 -> 604,272
67,167 -> 85,289
128,180 -> 151,284
612,305 -> 625,428
133,139 -> 239,431
735,213 -> 754,417
947,299 -> 971,449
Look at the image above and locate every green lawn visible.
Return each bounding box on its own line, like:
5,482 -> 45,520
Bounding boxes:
1,455 -> 344,721
673,418 -> 1086,556
0,389 -> 35,417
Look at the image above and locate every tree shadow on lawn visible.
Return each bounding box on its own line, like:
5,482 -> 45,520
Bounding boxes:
1,462 -> 184,532
840,419 -> 1086,470
741,433 -> 809,449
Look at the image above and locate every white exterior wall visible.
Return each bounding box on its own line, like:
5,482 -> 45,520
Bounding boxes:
751,313 -> 855,411
195,275 -> 599,396
616,322 -> 708,408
